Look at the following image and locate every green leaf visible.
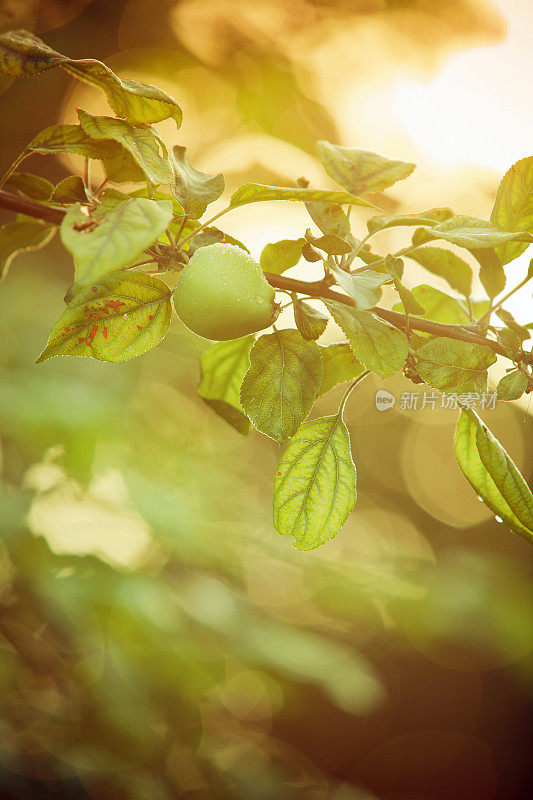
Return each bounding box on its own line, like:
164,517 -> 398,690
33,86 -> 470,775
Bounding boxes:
305,201 -> 350,236
454,407 -> 533,542
230,183 -> 375,209
36,271 -> 171,363
319,343 -> 364,396
317,141 -> 416,195
413,215 -> 533,249
416,339 -> 497,394
240,329 -> 323,442
197,337 -> 255,435
329,265 -> 389,311
259,239 -> 305,275
0,219 -> 55,282
4,171 -> 53,200
393,279 -> 425,315
497,370 -> 529,401
169,146 -> 224,218
491,157 -> 533,265
470,247 -> 506,299
0,29 -> 182,126
27,123 -> 122,160
495,308 -> 530,341
273,412 -> 357,550
367,207 -> 454,235
307,232 -> 352,256
103,149 -> 146,184
50,175 -> 88,204
293,299 -> 328,341
60,198 -> 172,284
391,285 -> 474,324
78,110 -> 172,186
324,300 -> 408,378
408,246 -> 472,296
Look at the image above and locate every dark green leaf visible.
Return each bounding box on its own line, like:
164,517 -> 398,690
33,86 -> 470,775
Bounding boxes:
497,370 -> 528,401
367,207 -> 453,235
0,219 -> 55,282
324,300 -> 408,378
317,141 -> 415,195
240,329 -> 323,442
60,198 -> 172,284
454,407 -> 533,542
230,183 -> 374,209
50,175 -> 89,204
197,337 -> 255,434
273,411 -> 357,550
37,271 -> 172,363
169,146 -> 225,218
78,110 -> 172,186
4,171 -> 53,200
260,239 -> 305,275
0,29 -> 182,126
319,343 -> 364,395
408,246 -> 472,296
27,123 -> 122,160
416,339 -> 496,394
491,157 -> 533,265
293,299 -> 328,340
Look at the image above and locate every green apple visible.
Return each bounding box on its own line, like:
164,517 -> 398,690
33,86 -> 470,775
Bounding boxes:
173,243 -> 279,340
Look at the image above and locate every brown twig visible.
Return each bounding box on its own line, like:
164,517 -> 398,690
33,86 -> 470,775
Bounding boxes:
0,188 -> 531,366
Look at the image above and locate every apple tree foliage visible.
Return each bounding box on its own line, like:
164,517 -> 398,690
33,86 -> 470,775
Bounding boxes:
0,29 -> 532,549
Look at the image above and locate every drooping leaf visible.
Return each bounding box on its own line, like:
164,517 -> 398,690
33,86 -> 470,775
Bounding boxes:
0,219 -> 55,282
273,412 -> 357,550
324,300 -> 408,378
197,337 -> 255,435
329,265 -> 390,311
319,343 -> 364,396
26,123 -> 122,160
416,339 -> 496,394
454,407 -> 533,542
60,198 -> 172,284
317,140 -> 416,195
491,157 -> 533,265
103,149 -> 147,184
0,29 -> 182,126
78,110 -> 172,187
408,246 -> 472,296
367,207 -> 454,235
50,175 -> 89,204
230,183 -> 375,209
4,171 -> 53,200
260,239 -> 305,275
413,215 -> 533,249
169,146 -> 224,218
392,279 -> 426,315
305,201 -> 350,236
37,271 -> 171,363
240,329 -> 323,443
497,370 -> 529,401
470,247 -> 506,299
293,299 -> 328,340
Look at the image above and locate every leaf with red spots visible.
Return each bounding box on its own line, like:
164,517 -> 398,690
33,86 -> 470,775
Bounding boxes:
37,271 -> 172,363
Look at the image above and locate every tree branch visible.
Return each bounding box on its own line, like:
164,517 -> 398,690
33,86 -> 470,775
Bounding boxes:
0,188 -> 531,366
